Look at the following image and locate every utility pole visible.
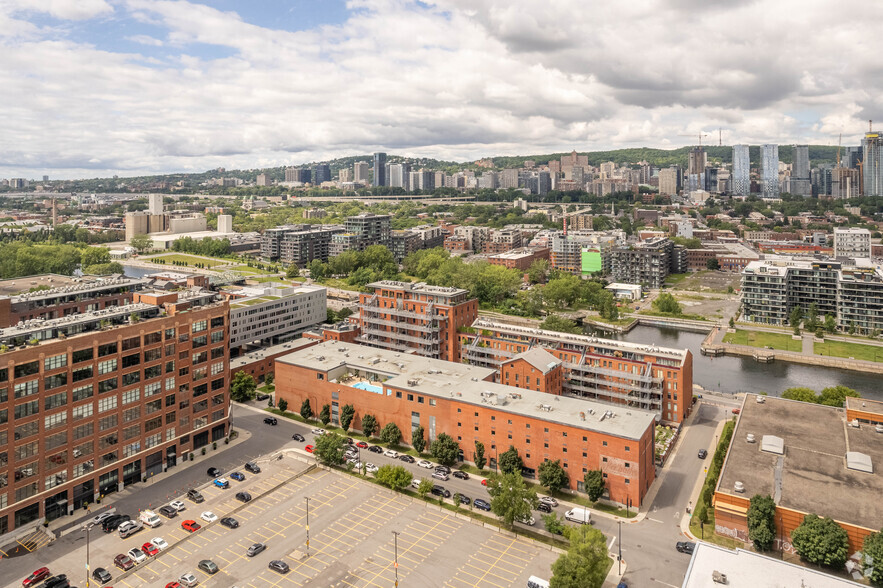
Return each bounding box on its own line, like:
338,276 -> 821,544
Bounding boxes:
305,497 -> 310,557
85,524 -> 92,588
393,531 -> 400,587
618,520 -> 622,575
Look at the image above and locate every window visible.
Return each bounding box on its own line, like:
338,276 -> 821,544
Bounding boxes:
602,441 -> 608,447
211,330 -> 223,344
625,446 -> 630,452
192,335 -> 207,348
165,393 -> 176,407
15,441 -> 39,461
144,332 -> 162,346
45,450 -> 67,471
98,396 -> 117,413
212,393 -> 224,406
193,400 -> 208,413
407,394 -> 413,401
166,411 -> 176,425
99,414 -> 118,431
179,367 -> 189,377
73,423 -> 93,440
44,354 -> 67,371
144,365 -> 161,380
145,433 -> 161,448
145,382 -> 161,397
193,416 -> 207,429
122,389 -> 140,404
212,409 -> 225,422
98,342 -> 118,357
123,406 -> 140,423
99,434 -> 118,449
146,399 -> 162,414
72,348 -> 93,363
193,320 -> 207,333
14,361 -> 39,378
123,441 -> 140,457
165,328 -> 176,340
211,316 -> 224,328
193,384 -> 207,397
211,378 -> 224,391
100,451 -> 118,467
165,377 -> 175,391
46,431 -> 67,450
14,380 -> 38,399
122,371 -> 140,386
211,347 -> 224,360
44,411 -> 67,431
122,336 -> 140,351
165,361 -> 174,375
98,377 -> 117,394
121,353 -> 140,368
72,403 -> 93,420
395,391 -> 402,398
15,400 -> 39,419
98,359 -> 117,375
211,362 -> 224,376
44,391 -> 67,410
123,424 -> 141,441
192,366 -> 207,381
192,351 -> 207,365
72,366 -> 93,383
165,343 -> 175,357
418,397 -> 424,404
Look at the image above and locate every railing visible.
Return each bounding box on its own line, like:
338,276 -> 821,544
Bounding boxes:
361,327 -> 439,346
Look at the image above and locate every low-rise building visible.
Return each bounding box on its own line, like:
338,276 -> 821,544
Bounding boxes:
487,247 -> 551,271
230,339 -> 317,384
227,284 -> 326,349
834,227 -> 872,259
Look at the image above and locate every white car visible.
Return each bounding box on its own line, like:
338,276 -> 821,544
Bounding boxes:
151,537 -> 169,551
350,461 -> 364,470
200,511 -> 218,523
383,449 -> 399,458
538,496 -> 559,507
179,572 -> 199,587
365,463 -> 378,474
311,428 -> 326,435
86,512 -> 115,527
516,514 -> 536,526
127,547 -> 147,564
417,460 -> 434,469
169,500 -> 186,511
411,479 -> 422,489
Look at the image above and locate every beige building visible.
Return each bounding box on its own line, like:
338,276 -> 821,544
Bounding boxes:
658,167 -> 680,196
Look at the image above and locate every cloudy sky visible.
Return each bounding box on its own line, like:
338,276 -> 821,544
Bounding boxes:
2,0 -> 881,179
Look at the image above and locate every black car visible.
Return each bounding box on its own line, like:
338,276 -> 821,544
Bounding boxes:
256,394 -> 270,401
430,485 -> 451,498
399,455 -> 415,464
245,461 -> 261,474
187,489 -> 205,503
458,494 -> 471,505
42,575 -> 70,588
452,470 -> 469,480
207,467 -> 221,477
473,498 -> 491,511
368,445 -> 383,454
220,517 -> 240,529
198,559 -> 220,574
102,515 -> 131,532
263,417 -> 277,425
269,560 -> 290,573
536,502 -> 552,513
435,465 -> 452,475
235,492 -> 252,503
92,567 -> 112,584
159,505 -> 178,518
292,433 -> 305,442
698,449 -> 708,459
676,541 -> 695,555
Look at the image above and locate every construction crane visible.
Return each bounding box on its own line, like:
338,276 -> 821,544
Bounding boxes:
679,133 -> 709,147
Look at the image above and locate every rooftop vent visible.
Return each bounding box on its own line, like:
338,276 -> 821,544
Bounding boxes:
761,435 -> 784,455
850,419 -> 860,428
756,396 -> 765,404
846,452 -> 873,474
746,434 -> 756,443
734,481 -> 745,493
538,404 -> 552,412
876,424 -> 883,434
315,355 -> 325,361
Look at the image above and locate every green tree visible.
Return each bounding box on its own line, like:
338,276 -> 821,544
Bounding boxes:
308,259 -> 326,280
313,432 -> 346,466
412,425 -> 426,453
300,398 -> 313,420
550,524 -> 609,588
277,398 -> 288,413
375,465 -> 412,492
790,306 -> 803,335
337,307 -> 353,320
430,433 -> 460,466
498,445 -> 524,475
339,404 -> 355,432
538,459 -> 569,494
474,441 -> 487,470
824,314 -> 837,333
540,314 -> 581,334
361,414 -> 378,438
706,258 -> 720,270
326,308 -> 337,323
130,234 -> 153,254
81,246 -> 111,267
728,316 -> 735,328
527,259 -> 550,284
805,302 -> 819,331
543,274 -> 582,308
781,387 -> 819,403
543,512 -> 566,535
583,470 -> 606,502
862,529 -> 883,586
696,502 -> 708,524
747,494 -> 776,551
319,404 -> 331,426
380,422 -> 403,445
230,371 -> 256,402
819,385 -> 859,407
653,293 -> 682,315
790,514 -> 849,568
417,478 -> 433,499
487,472 -> 538,527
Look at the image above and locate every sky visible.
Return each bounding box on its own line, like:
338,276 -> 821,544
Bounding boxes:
2,0 -> 882,180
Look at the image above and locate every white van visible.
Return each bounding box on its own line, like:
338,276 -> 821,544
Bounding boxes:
139,510 -> 162,528
527,576 -> 550,588
564,507 -> 592,524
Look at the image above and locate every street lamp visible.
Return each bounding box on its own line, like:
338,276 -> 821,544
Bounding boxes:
84,523 -> 93,588
393,531 -> 400,588
305,497 -> 310,557
618,520 -> 622,575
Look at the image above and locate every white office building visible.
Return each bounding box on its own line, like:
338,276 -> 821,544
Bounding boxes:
833,227 -> 872,259
228,283 -> 326,349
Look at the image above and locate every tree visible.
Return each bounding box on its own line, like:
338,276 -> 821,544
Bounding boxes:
550,524 -> 609,588
805,302 -> 819,331
824,314 -> 837,333
230,372 -> 256,402
313,432 -> 346,466
728,316 -> 735,328
747,494 -> 776,551
81,247 -> 111,267
540,314 -> 581,334
538,460 -> 569,494
417,478 -> 433,499
300,398 -> 313,420
319,404 -> 331,426
326,308 -> 337,323
781,387 -> 819,403
474,441 -> 487,470
380,422 -> 403,445
862,529 -> 883,586
790,306 -> 803,335
583,470 -> 606,502
527,259 -> 550,284
543,512 -> 565,535
498,445 -> 524,475
278,398 -> 288,413
706,258 -> 720,270
412,425 -> 426,453
790,514 -> 849,568
130,234 -> 153,254
340,404 -> 355,432
361,414 -> 378,438
375,465 -> 412,492
487,472 -> 538,527
696,502 -> 708,524
430,433 -> 460,466
819,385 -> 859,407
653,293 -> 682,315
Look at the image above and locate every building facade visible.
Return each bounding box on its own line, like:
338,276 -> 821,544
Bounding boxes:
260,225 -> 344,265
864,131 -> 883,197
833,227 -> 871,259
605,238 -> 676,288
228,284 -> 326,349
731,145 -> 751,196
761,144 -> 779,198
373,153 -> 387,187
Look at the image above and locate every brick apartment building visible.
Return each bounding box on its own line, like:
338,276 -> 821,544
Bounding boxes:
487,247 -> 551,272
460,319 -> 692,424
356,281 -> 478,362
276,341 -> 657,506
0,289 -> 230,534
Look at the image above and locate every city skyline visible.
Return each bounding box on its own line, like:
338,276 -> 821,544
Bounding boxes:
2,0 -> 882,179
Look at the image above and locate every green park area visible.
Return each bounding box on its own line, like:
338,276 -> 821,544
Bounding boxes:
227,264 -> 267,275
722,329 -> 802,352
815,339 -> 883,363
147,253 -> 227,267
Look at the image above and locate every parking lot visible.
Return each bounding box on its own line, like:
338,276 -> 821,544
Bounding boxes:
8,453 -> 558,588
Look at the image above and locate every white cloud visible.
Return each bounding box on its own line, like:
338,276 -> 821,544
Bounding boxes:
1,0 -> 882,178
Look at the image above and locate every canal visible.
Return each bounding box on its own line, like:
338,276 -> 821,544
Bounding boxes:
592,325 -> 883,401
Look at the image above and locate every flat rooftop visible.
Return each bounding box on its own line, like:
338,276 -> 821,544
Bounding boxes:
0,274 -> 147,299
231,338 -> 316,370
367,280 -> 469,298
278,341 -> 656,441
718,394 -> 883,530
846,396 -> 883,416
682,543 -> 862,588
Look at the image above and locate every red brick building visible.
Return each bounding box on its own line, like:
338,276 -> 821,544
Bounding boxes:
276,341 -> 657,506
500,348 -> 564,394
230,339 -> 317,383
488,247 -> 551,271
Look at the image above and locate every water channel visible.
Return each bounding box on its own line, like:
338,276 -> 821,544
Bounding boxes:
590,325 -> 883,402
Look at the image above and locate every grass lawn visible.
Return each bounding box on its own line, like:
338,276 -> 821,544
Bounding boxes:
722,329 -> 802,351
317,278 -> 364,292
147,253 -> 227,267
227,265 -> 269,275
665,273 -> 690,286
638,310 -> 710,322
689,510 -> 743,549
814,339 -> 883,363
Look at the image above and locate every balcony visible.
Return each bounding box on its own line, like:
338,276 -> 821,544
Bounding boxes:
362,327 -> 439,346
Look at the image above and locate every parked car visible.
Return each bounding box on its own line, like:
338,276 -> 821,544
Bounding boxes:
410,479 -> 422,490
42,574 -> 70,588
698,449 -> 708,459
676,541 -> 695,555
220,517 -> 240,529
200,511 -> 218,523
187,489 -> 205,503
178,573 -> 199,587
91,568 -> 112,584
292,433 -> 305,442
230,471 -> 245,481
368,445 -> 383,453
263,417 -> 277,425
345,437 -> 354,444
102,515 -> 130,532
516,514 -> 536,526
435,465 -> 451,475
383,449 -> 399,458
305,445 -> 314,453
151,537 -> 169,550
247,542 -> 267,557
458,494 -> 471,505
365,463 -> 379,474
213,478 -> 230,489
198,560 -> 219,574
732,408 -> 741,415
538,496 -> 558,507
127,547 -> 147,564
87,512 -> 115,527
113,554 -> 135,571
452,470 -> 469,480
355,441 -> 368,448
431,485 -> 451,498
431,471 -> 449,481
207,466 -> 222,477
473,499 -> 491,511
159,505 -> 179,518
169,500 -> 186,511
256,393 -> 270,401
141,542 -> 159,557
235,492 -> 252,503
119,521 -> 144,538
269,560 -> 290,573
536,502 -> 552,513
399,455 -> 415,464
311,428 -> 326,435
481,479 -> 488,486
22,567 -> 51,587
181,520 -> 201,533
245,461 -> 261,474
165,582 -> 182,588
417,460 -> 433,469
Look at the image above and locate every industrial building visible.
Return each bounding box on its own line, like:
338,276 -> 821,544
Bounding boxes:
275,341 -> 657,506
226,283 -> 327,349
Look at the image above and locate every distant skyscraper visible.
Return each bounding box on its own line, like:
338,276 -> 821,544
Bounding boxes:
863,131 -> 883,197
339,168 -> 351,183
354,161 -> 370,183
388,163 -> 410,190
688,147 -> 707,176
761,144 -> 779,198
313,163 -> 331,185
842,146 -> 863,170
790,145 -> 811,197
373,152 -> 387,187
658,167 -> 680,196
732,145 -> 750,196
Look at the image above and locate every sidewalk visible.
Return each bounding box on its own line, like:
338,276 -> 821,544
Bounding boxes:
679,418 -> 728,541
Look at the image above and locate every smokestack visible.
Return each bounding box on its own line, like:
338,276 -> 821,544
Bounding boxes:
52,198 -> 57,227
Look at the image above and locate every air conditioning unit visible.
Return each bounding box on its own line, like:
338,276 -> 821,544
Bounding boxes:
734,481 -> 745,493
756,396 -> 765,404
746,434 -> 756,443
851,419 -> 860,428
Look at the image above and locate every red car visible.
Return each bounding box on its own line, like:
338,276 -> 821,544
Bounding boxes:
114,554 -> 135,571
165,583 -> 182,588
732,408 -> 741,415
305,445 -> 314,453
22,568 -> 50,587
355,441 -> 368,448
142,542 -> 159,556
481,479 -> 488,486
181,520 -> 201,532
